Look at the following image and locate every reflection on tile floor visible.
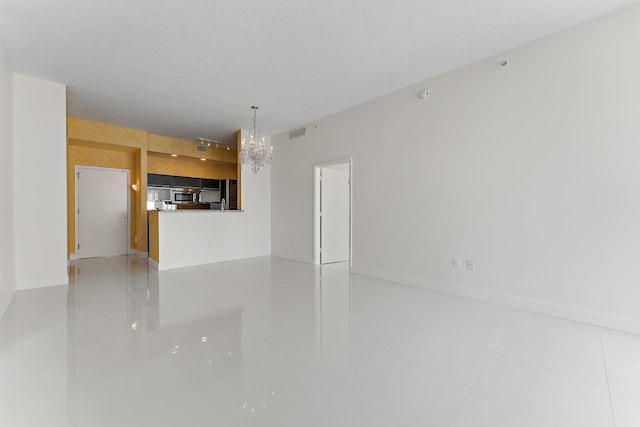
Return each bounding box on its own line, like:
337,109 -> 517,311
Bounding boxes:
1,255 -> 639,426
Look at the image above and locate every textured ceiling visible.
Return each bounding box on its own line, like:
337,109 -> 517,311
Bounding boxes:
0,0 -> 637,144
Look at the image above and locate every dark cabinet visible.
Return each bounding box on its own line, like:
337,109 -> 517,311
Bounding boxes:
201,179 -> 220,190
219,179 -> 237,210
171,175 -> 200,189
147,175 -> 235,209
148,173 -> 171,187
228,179 -> 238,210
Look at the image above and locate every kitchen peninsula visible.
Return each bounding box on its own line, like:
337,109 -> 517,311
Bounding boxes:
147,173 -> 253,269
149,209 -> 252,270
148,206 -> 270,270
147,145 -> 271,271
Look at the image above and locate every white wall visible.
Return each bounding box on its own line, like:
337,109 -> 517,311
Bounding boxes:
271,5 -> 640,333
13,74 -> 68,290
0,41 -> 16,317
156,132 -> 271,269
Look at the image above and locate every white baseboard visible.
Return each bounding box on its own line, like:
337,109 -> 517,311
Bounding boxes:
350,265 -> 640,335
148,258 -> 159,270
17,275 -> 69,291
137,251 -> 149,258
271,251 -> 315,265
158,251 -> 272,270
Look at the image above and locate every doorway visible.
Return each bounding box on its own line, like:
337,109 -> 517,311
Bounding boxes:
314,159 -> 352,266
75,166 -> 130,259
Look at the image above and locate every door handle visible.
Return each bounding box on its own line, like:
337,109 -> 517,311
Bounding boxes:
121,216 -> 127,222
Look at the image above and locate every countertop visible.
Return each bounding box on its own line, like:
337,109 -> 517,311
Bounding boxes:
153,209 -> 244,213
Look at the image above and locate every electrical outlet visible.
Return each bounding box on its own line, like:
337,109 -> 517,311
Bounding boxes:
452,258 -> 461,269
134,236 -> 138,243
466,259 -> 475,270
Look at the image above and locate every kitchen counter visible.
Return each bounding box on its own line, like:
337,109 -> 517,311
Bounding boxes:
155,209 -> 244,213
175,203 -> 212,210
148,210 -> 268,270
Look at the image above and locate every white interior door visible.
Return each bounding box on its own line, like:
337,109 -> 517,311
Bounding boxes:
320,164 -> 350,264
77,167 -> 129,259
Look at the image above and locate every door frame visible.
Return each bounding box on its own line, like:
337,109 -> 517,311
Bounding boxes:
74,165 -> 131,259
313,158 -> 352,267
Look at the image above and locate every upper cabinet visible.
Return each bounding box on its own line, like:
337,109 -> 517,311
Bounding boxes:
148,173 -> 171,187
148,174 -> 234,192
201,179 -> 220,190
170,175 -> 201,189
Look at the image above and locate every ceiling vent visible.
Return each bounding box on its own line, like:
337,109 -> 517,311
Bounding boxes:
289,127 -> 307,140
195,145 -> 207,153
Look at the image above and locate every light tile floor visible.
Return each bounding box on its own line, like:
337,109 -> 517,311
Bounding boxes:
1,255 -> 639,426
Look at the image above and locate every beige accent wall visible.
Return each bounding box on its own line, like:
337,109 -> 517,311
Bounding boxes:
148,134 -> 237,163
148,152 -> 236,179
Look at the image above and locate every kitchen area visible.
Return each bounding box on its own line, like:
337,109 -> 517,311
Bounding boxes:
68,119 -> 270,269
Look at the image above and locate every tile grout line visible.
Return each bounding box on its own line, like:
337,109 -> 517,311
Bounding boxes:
599,328 -> 617,427
445,306 -> 519,427
468,358 -> 559,426
257,331 -> 401,427
446,310 -> 559,427
490,328 -> 611,389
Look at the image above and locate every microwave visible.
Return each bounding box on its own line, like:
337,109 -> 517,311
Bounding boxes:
172,191 -> 194,203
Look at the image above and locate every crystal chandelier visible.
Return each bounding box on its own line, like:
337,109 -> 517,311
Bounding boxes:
240,106 -> 273,174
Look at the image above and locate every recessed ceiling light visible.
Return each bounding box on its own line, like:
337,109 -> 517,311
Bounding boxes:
171,154 -> 178,157
200,158 -> 206,161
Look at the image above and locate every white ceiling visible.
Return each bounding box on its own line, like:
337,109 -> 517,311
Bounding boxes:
0,0 -> 636,144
